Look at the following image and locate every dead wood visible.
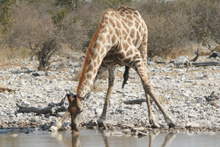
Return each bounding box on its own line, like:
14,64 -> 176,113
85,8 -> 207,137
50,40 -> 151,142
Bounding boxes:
124,99 -> 146,105
16,96 -> 66,115
187,50 -> 220,67
190,48 -> 200,62
192,61 -> 220,67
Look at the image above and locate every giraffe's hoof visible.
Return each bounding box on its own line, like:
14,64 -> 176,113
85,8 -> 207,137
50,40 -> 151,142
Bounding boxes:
151,124 -> 158,128
97,121 -> 104,128
149,120 -> 160,128
97,119 -> 107,128
165,117 -> 176,128
168,123 -> 175,128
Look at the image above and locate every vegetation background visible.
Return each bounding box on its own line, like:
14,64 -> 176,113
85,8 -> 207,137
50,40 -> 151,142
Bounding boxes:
0,0 -> 219,69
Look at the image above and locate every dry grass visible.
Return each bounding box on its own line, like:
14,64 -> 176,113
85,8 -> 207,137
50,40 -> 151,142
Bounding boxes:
72,70 -> 82,81
164,42 -> 214,61
93,82 -> 107,93
214,45 -> 220,53
0,47 -> 31,64
159,95 -> 168,104
166,47 -> 193,61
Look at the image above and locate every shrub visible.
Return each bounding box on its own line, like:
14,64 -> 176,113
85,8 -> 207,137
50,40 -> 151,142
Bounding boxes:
135,0 -> 220,58
3,1 -> 59,70
0,0 -> 15,34
136,0 -> 192,58
37,38 -> 59,71
1,0 -> 219,61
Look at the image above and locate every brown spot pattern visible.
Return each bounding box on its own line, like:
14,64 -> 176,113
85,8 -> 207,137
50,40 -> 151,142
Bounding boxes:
116,20 -> 121,29
126,49 -> 133,56
130,28 -> 135,38
106,34 -> 111,43
112,35 -> 116,44
109,18 -> 115,27
123,42 -> 129,50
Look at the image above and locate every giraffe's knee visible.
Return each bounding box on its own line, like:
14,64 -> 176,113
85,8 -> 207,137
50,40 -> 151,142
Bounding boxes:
143,84 -> 153,93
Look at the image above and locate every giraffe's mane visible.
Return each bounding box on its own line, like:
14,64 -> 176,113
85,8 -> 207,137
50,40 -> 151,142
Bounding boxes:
77,10 -> 107,95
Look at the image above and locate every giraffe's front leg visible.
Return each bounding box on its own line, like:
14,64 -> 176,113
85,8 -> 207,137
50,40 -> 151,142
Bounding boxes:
142,71 -> 175,128
145,93 -> 159,128
130,47 -> 175,128
97,67 -> 115,128
142,74 -> 175,128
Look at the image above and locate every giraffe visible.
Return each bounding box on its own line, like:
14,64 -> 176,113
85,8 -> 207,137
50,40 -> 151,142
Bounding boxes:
67,6 -> 175,134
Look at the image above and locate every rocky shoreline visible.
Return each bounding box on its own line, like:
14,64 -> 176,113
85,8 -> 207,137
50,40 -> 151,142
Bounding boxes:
0,53 -> 220,135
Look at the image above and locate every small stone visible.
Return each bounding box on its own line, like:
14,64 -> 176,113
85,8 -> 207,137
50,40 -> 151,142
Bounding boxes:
21,101 -> 31,107
111,131 -> 124,136
186,122 -> 200,128
122,129 -> 131,134
0,94 -> 6,98
55,87 -> 62,91
32,71 -> 45,76
115,108 -> 123,114
95,108 -> 102,116
137,132 -> 147,137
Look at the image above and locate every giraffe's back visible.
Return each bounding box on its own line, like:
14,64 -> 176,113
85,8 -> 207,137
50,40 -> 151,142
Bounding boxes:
102,6 -> 147,48
99,6 -> 148,67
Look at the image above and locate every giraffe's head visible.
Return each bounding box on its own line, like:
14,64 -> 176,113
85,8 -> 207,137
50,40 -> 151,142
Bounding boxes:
67,93 -> 83,134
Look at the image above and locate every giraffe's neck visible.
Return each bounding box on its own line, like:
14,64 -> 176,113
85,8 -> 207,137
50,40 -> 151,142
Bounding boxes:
77,28 -> 111,98
77,49 -> 102,98
76,9 -> 111,98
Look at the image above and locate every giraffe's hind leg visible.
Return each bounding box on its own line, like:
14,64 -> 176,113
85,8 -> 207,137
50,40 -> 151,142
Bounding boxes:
97,66 -> 115,127
130,48 -> 175,128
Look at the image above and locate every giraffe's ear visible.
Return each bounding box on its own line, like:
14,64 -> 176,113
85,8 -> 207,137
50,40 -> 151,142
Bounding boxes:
66,93 -> 76,103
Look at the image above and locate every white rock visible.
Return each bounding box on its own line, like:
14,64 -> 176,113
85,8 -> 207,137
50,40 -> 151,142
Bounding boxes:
21,101 -> 31,107
0,94 -> 6,98
186,122 -> 200,128
95,108 -> 103,116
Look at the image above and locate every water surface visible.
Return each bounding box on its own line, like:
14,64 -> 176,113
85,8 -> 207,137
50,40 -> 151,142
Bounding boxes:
0,129 -> 220,147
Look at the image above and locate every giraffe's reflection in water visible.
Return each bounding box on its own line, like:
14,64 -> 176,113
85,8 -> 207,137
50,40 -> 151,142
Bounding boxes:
148,131 -> 176,147
53,130 -> 176,147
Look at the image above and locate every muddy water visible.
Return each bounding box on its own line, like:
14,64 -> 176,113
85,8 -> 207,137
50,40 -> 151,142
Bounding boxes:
0,129 -> 220,147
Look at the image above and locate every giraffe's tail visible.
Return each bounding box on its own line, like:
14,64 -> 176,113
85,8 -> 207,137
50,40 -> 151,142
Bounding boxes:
122,66 -> 130,88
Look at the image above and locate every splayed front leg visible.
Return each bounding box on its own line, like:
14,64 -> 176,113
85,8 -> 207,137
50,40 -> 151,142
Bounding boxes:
143,75 -> 176,128
145,93 -> 160,128
97,67 -> 115,128
131,50 -> 176,128
97,86 -> 111,128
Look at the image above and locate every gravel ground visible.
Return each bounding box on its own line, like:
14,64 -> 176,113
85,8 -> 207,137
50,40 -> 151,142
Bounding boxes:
0,53 -> 220,134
